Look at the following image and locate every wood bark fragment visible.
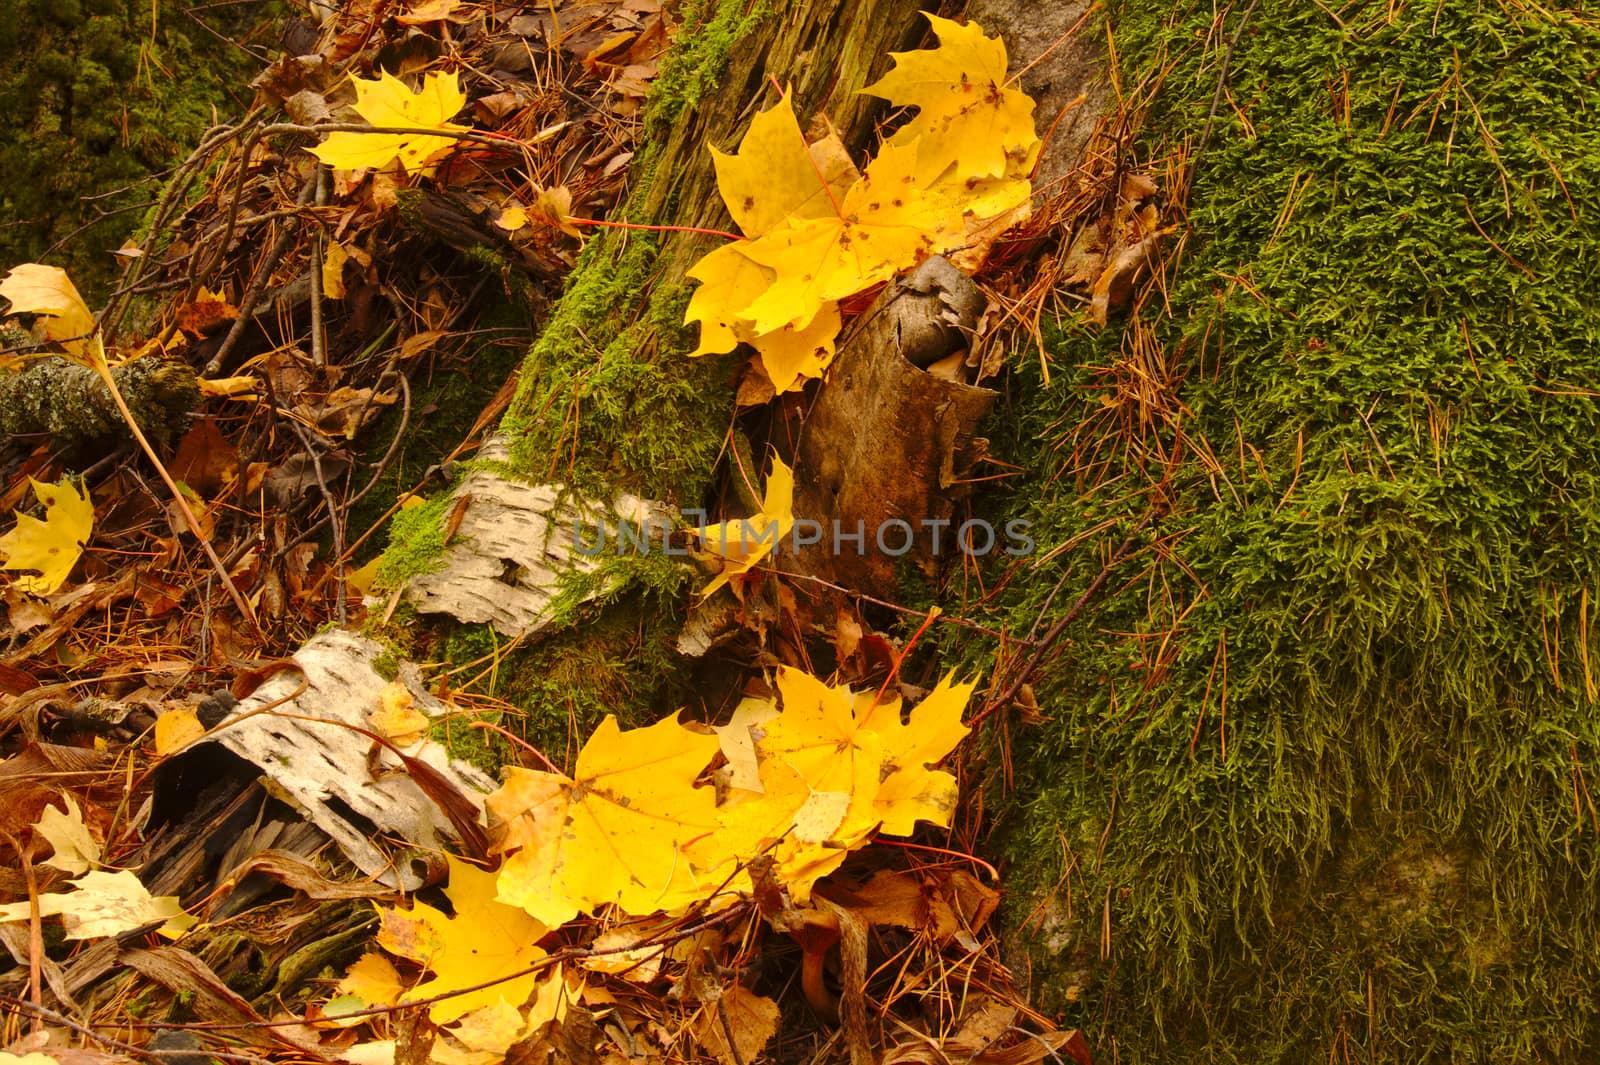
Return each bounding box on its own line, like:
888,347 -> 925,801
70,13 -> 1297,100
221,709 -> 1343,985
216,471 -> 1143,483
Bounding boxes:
787,258 -> 997,602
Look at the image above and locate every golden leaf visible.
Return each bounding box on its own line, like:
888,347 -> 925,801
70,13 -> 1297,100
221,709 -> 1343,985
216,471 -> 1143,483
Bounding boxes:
368,680 -> 428,746
0,869 -> 193,940
0,263 -> 94,355
337,951 -> 407,1009
322,240 -> 350,299
861,14 -> 1040,183
488,713 -> 723,925
34,795 -> 101,875
375,855 -> 558,1025
0,477 -> 94,596
698,667 -> 977,899
710,89 -> 859,239
736,140 -> 954,335
311,71 -> 468,176
154,707 -> 206,756
693,456 -> 795,599
853,670 -> 975,835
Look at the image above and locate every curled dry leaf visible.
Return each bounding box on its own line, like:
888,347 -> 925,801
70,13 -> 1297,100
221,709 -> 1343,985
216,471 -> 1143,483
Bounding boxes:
0,263 -> 95,355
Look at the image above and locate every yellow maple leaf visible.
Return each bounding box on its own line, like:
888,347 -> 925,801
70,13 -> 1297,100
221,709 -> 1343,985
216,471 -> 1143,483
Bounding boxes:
684,92 -> 859,391
684,242 -> 778,358
0,263 -> 95,355
488,713 -> 724,924
710,89 -> 860,239
154,706 -> 206,756
337,951 -> 407,1009
369,680 -> 429,746
693,456 -> 795,599
853,671 -> 975,835
862,14 -> 1040,184
697,667 -> 977,899
311,70 -> 468,176
375,855 -> 559,1025
34,795 -> 101,875
736,140 -> 957,336
0,476 -> 93,596
683,18 -> 1040,391
702,669 -> 883,896
431,1000 -> 533,1065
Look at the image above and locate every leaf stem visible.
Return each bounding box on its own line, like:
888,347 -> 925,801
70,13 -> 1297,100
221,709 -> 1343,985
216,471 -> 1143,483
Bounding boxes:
566,217 -> 742,241
87,341 -> 262,637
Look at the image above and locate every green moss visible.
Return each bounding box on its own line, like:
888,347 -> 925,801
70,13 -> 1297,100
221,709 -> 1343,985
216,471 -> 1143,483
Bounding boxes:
496,0 -> 764,501
375,493 -> 454,590
414,580 -> 694,770
346,309 -> 530,577
0,0 -> 276,298
978,1 -> 1600,1060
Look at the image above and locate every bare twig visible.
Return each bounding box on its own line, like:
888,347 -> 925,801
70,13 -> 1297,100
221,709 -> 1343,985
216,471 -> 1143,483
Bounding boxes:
1181,0 -> 1261,202
973,511 -> 1158,728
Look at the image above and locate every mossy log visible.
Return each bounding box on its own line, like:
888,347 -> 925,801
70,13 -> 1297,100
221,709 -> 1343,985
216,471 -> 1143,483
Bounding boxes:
498,0 -> 933,501
0,355 -> 199,444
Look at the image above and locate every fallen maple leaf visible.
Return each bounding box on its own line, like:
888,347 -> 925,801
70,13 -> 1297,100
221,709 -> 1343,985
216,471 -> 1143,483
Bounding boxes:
684,93 -> 853,392
700,667 -> 977,899
693,455 -> 795,599
0,869 -> 193,939
488,713 -> 723,925
311,71 -> 468,176
862,13 -> 1040,183
368,680 -> 429,746
709,89 -> 859,240
0,477 -> 94,596
34,795 -> 101,875
854,671 -> 975,835
374,855 -> 561,1026
692,984 -> 780,1065
702,669 -> 884,895
0,263 -> 95,355
737,139 -> 955,336
335,951 -> 407,1015
154,707 -> 205,756
684,22 -> 1038,392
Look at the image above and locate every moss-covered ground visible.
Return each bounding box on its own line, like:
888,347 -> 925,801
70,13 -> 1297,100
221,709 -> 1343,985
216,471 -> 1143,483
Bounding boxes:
977,2 -> 1600,1060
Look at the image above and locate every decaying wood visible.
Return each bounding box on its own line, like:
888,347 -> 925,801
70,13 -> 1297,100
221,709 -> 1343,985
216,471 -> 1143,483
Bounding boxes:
403,436 -> 677,637
966,0 -> 1108,191
788,257 -> 997,600
0,355 -> 198,444
195,629 -> 496,890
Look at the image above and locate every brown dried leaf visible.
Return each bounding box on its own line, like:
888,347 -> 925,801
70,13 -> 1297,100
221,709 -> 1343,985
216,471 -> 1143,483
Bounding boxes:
691,986 -> 779,1065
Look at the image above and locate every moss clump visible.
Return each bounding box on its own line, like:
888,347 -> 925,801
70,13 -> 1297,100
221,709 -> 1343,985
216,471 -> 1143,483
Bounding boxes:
374,494 -> 453,590
980,2 -> 1600,1060
495,0 -> 763,501
0,0 -> 272,298
425,585 -> 694,770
